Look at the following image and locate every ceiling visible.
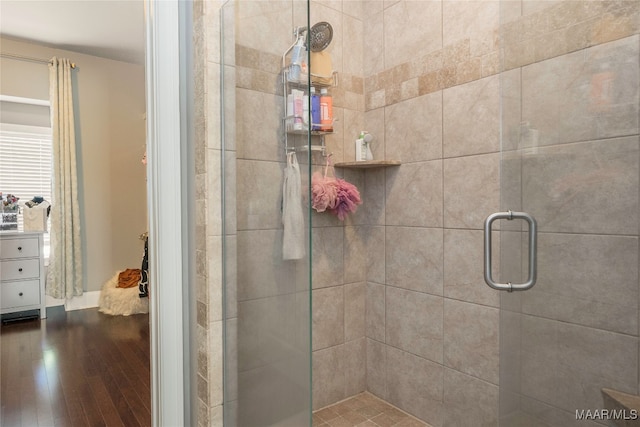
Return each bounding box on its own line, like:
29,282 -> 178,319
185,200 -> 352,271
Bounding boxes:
0,0 -> 145,64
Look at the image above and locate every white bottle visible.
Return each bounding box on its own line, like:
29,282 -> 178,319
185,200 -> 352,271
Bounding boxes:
303,94 -> 309,129
355,131 -> 367,161
286,94 -> 294,131
364,132 -> 374,160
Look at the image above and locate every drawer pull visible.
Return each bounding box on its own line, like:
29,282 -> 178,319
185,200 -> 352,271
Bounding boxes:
19,292 -> 23,297
18,268 -> 23,272
17,246 -> 22,251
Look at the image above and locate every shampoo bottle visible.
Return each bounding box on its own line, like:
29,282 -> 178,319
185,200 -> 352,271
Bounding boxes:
320,88 -> 333,132
310,87 -> 320,131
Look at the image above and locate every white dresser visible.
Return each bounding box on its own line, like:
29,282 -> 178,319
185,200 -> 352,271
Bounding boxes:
0,231 -> 46,319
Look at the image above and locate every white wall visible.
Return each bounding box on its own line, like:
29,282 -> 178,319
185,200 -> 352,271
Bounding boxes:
0,37 -> 147,293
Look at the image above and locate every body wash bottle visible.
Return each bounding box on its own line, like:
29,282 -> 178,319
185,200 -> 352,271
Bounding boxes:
320,88 -> 333,132
355,131 -> 373,161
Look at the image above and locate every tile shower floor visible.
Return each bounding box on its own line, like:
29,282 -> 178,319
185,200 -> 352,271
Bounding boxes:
313,392 -> 432,427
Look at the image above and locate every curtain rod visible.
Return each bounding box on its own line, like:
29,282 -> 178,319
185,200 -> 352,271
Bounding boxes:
0,53 -> 76,69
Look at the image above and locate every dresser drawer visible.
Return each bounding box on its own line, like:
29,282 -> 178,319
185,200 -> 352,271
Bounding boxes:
1,280 -> 40,309
0,237 -> 39,259
1,259 -> 40,281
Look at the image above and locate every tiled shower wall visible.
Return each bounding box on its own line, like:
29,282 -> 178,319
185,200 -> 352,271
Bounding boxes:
361,1 -> 502,426
193,1 -> 224,425
195,0 -> 640,426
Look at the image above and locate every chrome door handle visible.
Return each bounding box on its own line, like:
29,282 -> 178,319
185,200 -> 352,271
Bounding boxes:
484,210 -> 537,292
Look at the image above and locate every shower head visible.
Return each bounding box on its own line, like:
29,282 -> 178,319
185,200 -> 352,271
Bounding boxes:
309,22 -> 333,52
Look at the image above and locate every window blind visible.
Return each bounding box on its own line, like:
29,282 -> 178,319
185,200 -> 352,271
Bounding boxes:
0,123 -> 52,257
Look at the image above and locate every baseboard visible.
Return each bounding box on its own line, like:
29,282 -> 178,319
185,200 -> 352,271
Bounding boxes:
64,291 -> 101,311
46,291 -> 101,311
46,295 -> 65,307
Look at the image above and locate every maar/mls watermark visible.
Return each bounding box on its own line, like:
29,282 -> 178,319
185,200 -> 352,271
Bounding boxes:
576,409 -> 638,421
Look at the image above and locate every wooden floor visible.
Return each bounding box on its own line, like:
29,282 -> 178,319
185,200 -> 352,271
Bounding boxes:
1,306 -> 151,427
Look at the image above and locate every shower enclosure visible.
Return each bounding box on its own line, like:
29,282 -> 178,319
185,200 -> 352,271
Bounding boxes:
219,0 -> 639,426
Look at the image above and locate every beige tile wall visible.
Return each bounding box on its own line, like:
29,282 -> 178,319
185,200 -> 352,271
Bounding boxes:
194,0 -> 224,425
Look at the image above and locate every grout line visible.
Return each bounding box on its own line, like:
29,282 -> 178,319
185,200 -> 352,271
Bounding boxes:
314,391 -> 431,426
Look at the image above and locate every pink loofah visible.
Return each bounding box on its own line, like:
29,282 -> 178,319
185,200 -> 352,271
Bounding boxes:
330,178 -> 362,220
311,171 -> 338,212
311,156 -> 362,221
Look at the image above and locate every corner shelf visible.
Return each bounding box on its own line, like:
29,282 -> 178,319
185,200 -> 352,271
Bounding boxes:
333,160 -> 401,169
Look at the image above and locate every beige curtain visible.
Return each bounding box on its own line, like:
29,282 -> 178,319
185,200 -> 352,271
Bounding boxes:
46,57 -> 83,299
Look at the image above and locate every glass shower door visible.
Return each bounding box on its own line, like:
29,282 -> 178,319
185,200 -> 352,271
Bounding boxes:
497,1 -> 640,425
221,1 -> 313,426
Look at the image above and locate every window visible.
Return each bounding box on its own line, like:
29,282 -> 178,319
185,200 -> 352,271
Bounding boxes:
0,123 -> 53,258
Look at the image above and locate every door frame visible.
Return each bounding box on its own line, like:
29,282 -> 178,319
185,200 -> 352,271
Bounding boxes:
144,1 -> 193,425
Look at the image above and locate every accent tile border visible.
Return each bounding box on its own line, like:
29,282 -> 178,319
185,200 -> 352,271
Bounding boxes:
231,2 -> 639,112
365,0 -> 639,111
